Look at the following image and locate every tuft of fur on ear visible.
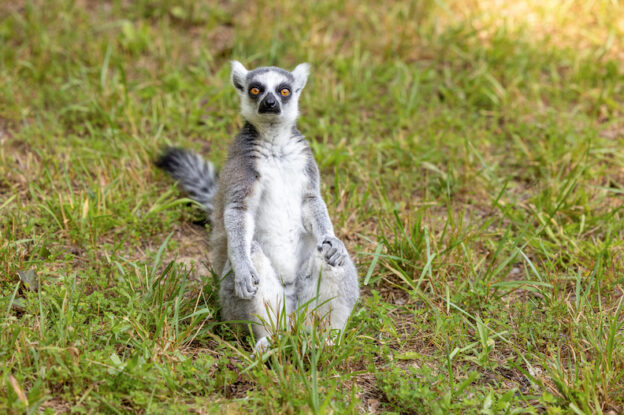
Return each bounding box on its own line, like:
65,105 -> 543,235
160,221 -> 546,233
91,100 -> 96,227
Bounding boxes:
230,61 -> 248,93
292,63 -> 310,93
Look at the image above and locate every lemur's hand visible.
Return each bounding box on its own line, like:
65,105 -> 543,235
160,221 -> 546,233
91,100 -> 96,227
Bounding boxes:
318,236 -> 348,267
234,263 -> 260,299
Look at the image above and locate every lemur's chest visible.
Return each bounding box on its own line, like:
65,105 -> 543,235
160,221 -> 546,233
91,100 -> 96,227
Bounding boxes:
253,148 -> 310,281
255,152 -> 308,220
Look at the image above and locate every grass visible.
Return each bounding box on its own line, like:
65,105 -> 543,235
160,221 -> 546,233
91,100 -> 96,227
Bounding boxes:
1,0 -> 623,413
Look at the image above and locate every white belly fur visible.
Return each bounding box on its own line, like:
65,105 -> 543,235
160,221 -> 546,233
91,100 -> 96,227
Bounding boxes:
253,152 -> 308,284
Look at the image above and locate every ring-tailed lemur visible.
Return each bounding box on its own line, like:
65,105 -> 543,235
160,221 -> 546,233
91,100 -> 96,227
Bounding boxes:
156,61 -> 359,351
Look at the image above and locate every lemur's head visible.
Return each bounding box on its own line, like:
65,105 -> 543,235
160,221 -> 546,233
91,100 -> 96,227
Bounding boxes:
230,61 -> 310,126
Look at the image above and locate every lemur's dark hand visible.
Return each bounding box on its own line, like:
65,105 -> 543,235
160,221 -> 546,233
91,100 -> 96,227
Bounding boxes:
318,236 -> 348,267
234,263 -> 259,299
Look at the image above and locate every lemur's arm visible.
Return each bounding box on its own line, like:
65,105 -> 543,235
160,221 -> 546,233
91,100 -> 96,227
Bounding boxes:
302,154 -> 348,267
303,193 -> 335,237
302,153 -> 333,237
222,157 -> 262,299
224,204 -> 255,265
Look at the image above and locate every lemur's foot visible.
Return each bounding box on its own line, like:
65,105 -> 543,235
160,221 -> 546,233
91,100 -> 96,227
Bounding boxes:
253,336 -> 271,357
234,264 -> 260,299
318,236 -> 348,267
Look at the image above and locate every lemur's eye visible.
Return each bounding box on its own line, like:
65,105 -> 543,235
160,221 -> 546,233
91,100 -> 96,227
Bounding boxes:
280,88 -> 291,97
250,87 -> 260,95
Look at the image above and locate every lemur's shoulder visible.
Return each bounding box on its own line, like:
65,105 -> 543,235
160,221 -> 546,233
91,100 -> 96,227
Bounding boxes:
220,123 -> 261,208
227,122 -> 261,160
293,127 -> 321,190
283,127 -> 320,190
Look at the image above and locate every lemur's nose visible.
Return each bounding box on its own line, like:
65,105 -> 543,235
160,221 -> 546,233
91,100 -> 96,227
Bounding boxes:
259,93 -> 280,113
264,95 -> 276,107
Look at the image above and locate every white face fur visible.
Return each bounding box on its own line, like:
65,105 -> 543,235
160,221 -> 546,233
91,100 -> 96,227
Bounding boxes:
231,61 -> 310,127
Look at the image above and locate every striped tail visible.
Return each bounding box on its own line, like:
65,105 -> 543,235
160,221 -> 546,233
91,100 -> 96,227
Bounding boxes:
155,147 -> 218,214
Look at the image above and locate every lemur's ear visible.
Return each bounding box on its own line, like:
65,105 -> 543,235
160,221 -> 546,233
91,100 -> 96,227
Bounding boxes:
230,60 -> 248,93
292,63 -> 310,93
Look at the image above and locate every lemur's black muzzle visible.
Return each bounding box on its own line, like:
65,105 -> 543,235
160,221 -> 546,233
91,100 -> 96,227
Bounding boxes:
258,93 -> 281,114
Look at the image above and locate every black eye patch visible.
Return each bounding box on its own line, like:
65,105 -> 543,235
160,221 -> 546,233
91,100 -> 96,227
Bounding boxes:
276,83 -> 293,101
248,83 -> 264,99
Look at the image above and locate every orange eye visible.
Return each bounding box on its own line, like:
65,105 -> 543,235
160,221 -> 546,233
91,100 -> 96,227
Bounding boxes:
280,88 -> 290,97
250,87 -> 260,95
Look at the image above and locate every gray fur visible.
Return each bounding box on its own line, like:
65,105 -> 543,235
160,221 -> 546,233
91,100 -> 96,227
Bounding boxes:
212,123 -> 263,300
247,67 -> 295,84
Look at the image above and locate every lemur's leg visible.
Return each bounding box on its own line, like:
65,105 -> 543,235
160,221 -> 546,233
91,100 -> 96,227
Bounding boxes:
219,242 -> 286,351
296,243 -> 359,332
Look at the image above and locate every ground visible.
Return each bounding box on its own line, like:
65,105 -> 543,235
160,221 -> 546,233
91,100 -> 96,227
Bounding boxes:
1,0 -> 623,413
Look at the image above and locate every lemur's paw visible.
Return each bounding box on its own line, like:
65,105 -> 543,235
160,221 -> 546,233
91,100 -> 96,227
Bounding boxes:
318,236 -> 348,267
255,336 -> 271,352
234,266 -> 260,299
